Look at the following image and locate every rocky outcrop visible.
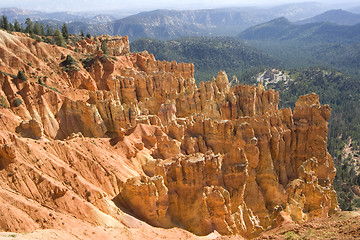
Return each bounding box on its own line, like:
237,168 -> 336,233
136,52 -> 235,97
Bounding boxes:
116,175 -> 171,227
0,143 -> 16,169
285,157 -> 338,223
113,83 -> 337,237
74,35 -> 130,56
0,29 -> 338,239
15,119 -> 43,139
292,93 -> 335,185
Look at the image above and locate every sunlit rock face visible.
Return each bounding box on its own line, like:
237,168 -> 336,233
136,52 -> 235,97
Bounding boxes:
0,29 -> 337,239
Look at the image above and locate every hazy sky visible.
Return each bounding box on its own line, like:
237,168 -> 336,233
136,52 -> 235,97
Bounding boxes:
0,0 -> 358,12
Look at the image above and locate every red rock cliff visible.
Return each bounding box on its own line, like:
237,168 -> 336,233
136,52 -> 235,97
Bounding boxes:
0,29 -> 338,239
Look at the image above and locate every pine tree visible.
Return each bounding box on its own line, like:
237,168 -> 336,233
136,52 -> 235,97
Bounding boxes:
1,15 -> 9,30
40,23 -> 45,36
101,40 -> 109,55
46,25 -> 54,35
8,22 -> 14,32
14,19 -> 22,32
61,23 -> 69,39
33,21 -> 41,35
80,30 -> 84,37
25,18 -> 33,34
86,33 -> 91,39
54,28 -> 66,47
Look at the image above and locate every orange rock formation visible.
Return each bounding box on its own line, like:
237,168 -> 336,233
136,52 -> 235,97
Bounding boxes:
0,29 -> 338,239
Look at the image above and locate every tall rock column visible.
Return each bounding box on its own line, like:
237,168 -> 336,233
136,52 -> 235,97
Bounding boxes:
292,93 -> 335,186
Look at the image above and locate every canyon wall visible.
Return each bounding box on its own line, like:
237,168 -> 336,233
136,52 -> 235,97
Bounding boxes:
0,29 -> 338,239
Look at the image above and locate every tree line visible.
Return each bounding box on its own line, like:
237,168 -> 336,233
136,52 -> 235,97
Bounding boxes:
0,15 -> 94,48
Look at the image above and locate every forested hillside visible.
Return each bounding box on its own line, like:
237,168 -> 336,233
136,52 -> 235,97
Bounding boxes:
297,9 -> 360,25
131,37 -> 279,82
238,17 -> 360,76
238,17 -> 360,43
245,40 -> 360,74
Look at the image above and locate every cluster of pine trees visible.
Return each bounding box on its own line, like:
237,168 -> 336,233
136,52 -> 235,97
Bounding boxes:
0,15 -> 95,48
0,15 -> 112,55
0,15 -> 70,47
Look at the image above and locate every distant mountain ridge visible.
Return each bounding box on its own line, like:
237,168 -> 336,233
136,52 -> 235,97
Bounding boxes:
0,3 -> 329,40
238,17 -> 360,43
298,9 -> 360,25
348,6 -> 360,14
0,7 -> 116,24
100,3 -> 329,40
110,9 -> 268,40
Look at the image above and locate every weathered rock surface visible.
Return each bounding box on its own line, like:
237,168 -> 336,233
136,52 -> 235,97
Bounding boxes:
15,119 -> 43,139
0,29 -> 338,239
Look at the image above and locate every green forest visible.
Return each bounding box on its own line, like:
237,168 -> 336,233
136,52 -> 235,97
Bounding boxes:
131,37 -> 279,83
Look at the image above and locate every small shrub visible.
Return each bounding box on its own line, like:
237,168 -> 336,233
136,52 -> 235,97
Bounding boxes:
284,231 -> 299,240
37,77 -> 43,85
0,96 -> 8,108
43,37 -> 52,44
99,55 -> 114,63
30,33 -> 42,42
61,55 -> 79,72
62,55 -> 76,66
81,57 -> 95,72
17,70 -> 27,81
13,98 -> 22,107
34,35 -> 42,42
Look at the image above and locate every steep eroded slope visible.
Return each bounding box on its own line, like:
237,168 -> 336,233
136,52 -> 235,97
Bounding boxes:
0,30 -> 338,239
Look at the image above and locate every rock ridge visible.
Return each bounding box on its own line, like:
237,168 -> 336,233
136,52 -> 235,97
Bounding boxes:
0,29 -> 338,239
